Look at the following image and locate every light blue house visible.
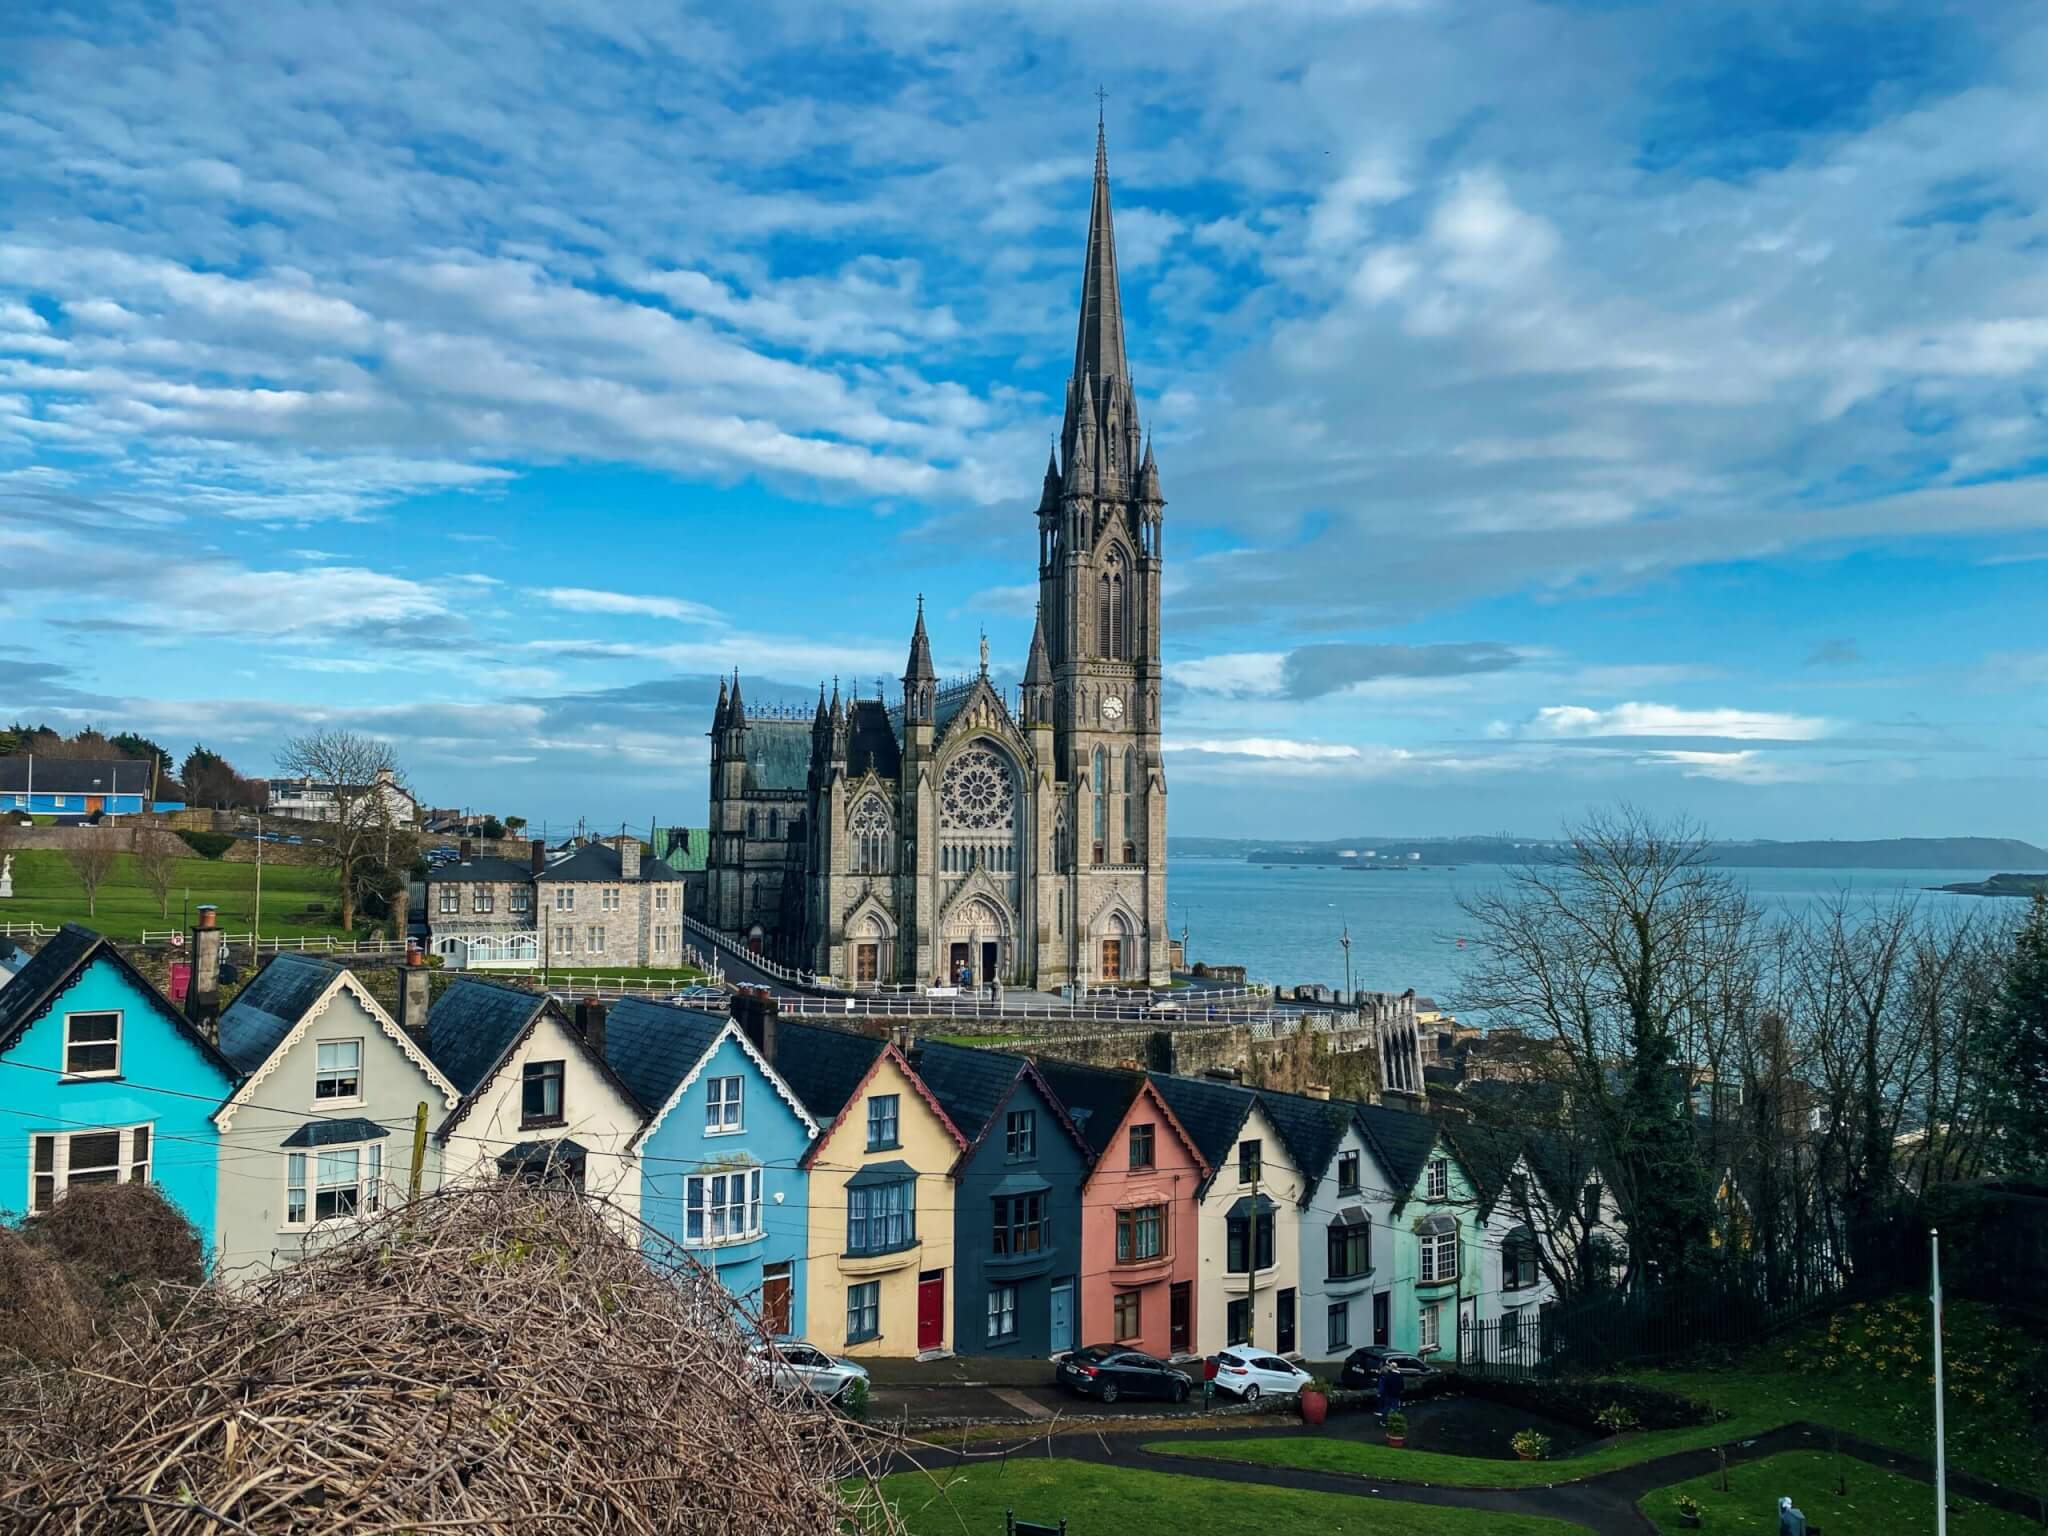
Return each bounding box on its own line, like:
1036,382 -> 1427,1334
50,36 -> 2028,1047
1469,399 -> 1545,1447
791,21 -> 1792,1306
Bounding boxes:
1358,1103 -> 1485,1361
0,925 -> 238,1246
601,998 -> 818,1336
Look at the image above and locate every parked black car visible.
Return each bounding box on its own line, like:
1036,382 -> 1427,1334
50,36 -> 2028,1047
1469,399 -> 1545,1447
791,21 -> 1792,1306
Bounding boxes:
1057,1345 -> 1193,1404
1338,1346 -> 1441,1392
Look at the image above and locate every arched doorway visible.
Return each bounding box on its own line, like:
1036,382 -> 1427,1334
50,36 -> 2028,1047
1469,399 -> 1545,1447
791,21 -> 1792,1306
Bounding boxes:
850,909 -> 892,987
1098,909 -> 1134,983
942,894 -> 1011,987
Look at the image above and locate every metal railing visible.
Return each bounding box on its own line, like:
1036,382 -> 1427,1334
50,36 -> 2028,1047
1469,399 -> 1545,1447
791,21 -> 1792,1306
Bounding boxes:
773,991 -> 1331,1027
136,931 -> 411,956
680,916 -> 844,992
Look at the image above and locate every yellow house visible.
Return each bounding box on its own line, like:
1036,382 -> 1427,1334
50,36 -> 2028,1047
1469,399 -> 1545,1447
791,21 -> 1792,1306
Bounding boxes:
803,1043 -> 965,1358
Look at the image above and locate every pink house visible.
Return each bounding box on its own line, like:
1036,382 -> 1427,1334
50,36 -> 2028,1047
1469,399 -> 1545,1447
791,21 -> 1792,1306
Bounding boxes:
1074,1076 -> 1209,1359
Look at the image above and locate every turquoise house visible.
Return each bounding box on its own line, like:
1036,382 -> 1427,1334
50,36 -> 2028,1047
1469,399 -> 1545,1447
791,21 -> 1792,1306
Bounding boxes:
1357,1104 -> 1485,1361
601,998 -> 818,1336
0,925 -> 238,1246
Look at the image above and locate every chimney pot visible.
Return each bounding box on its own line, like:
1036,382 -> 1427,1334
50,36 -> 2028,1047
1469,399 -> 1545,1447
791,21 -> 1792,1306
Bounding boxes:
459,838 -> 473,862
577,996 -> 608,1059
531,838 -> 546,876
196,905 -> 217,931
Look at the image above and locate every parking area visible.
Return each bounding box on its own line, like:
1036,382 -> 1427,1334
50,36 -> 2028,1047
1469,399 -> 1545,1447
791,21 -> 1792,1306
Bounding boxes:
861,1354 -> 1303,1429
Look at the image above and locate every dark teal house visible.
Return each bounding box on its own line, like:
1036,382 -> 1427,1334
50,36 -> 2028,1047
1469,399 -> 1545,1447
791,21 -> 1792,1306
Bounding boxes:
909,1039 -> 1093,1359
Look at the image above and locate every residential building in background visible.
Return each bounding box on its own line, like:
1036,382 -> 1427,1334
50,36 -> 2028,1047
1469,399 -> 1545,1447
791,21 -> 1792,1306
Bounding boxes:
1264,1090 -> 1380,1363
265,766 -> 418,828
423,837 -> 686,970
1358,1103 -> 1483,1360
0,754 -> 157,818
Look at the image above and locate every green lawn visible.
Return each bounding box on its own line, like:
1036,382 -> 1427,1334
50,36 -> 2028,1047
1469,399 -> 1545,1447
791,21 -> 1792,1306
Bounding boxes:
1147,1408 -> 1784,1490
4,848 -> 355,941
876,1460 -> 1590,1535
1628,1296 -> 2046,1491
1639,1450 -> 2036,1536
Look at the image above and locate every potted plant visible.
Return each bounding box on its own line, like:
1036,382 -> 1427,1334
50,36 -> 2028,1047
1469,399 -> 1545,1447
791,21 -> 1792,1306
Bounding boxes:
1384,1411 -> 1408,1447
1673,1492 -> 1704,1528
1298,1375 -> 1331,1427
1595,1402 -> 1641,1436
1511,1429 -> 1552,1461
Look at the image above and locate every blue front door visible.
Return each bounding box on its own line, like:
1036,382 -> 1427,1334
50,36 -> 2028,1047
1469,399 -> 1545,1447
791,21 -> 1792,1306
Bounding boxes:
1049,1280 -> 1074,1353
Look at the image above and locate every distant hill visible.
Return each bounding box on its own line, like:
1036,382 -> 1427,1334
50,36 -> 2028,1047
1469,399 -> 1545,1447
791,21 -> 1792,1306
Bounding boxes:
1168,835 -> 2048,871
1929,872 -> 2048,898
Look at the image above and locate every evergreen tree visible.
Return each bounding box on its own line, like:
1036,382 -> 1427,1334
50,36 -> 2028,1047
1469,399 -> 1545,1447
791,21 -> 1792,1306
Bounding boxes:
1987,892 -> 2048,1177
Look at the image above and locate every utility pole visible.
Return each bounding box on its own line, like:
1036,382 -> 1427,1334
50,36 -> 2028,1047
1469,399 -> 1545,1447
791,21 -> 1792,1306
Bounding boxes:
1339,923 -> 1353,1000
1932,1228 -> 1948,1536
408,1101 -> 429,1201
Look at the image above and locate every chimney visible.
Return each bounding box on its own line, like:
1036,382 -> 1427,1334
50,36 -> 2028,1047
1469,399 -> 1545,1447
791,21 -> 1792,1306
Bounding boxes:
732,986 -> 779,1065
398,943 -> 430,1048
1146,1029 -> 1177,1077
1305,1084 -> 1332,1101
531,838 -> 547,876
459,838 -> 473,862
619,838 -> 640,881
576,996 -> 607,1059
186,905 -> 223,1042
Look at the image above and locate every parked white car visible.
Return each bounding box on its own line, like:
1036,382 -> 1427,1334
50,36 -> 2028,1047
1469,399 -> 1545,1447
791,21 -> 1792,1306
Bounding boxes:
750,1337 -> 869,1403
1209,1349 -> 1311,1403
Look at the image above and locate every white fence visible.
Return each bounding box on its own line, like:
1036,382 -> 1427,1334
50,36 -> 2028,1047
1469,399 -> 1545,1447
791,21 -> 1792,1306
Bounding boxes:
132,931 -> 411,957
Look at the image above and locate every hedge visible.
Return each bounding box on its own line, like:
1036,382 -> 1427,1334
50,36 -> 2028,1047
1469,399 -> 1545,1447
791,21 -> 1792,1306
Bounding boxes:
175,830 -> 236,859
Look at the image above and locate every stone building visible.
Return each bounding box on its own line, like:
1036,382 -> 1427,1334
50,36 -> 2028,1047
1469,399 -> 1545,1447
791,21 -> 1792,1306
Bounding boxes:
425,838 -> 685,970
703,123 -> 1168,989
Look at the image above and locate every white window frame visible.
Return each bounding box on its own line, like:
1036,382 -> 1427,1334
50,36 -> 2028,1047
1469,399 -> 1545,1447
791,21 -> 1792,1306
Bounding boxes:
282,1140 -> 384,1229
29,1123 -> 152,1212
510,886 -> 531,914
313,1038 -> 364,1105
585,924 -> 605,955
1419,1224 -> 1459,1284
987,1284 -> 1018,1341
654,887 -> 670,911
473,889 -> 494,914
554,886 -> 574,912
705,1075 -> 744,1134
1418,1302 -> 1440,1353
438,887 -> 460,914
603,886 -> 621,912
1426,1156 -> 1449,1201
684,1167 -> 764,1245
846,1280 -> 881,1344
553,925 -> 572,955
61,1010 -> 123,1079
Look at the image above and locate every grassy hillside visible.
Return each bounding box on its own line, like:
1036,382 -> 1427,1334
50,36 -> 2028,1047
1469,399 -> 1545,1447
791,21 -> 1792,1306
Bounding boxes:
2,848 -> 357,941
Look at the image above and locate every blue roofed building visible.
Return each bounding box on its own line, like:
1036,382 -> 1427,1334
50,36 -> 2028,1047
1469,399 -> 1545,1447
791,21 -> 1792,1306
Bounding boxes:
602,997 -> 818,1335
0,925 -> 237,1250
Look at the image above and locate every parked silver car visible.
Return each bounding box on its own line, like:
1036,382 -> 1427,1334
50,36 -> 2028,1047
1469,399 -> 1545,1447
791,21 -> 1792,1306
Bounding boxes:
750,1337 -> 869,1403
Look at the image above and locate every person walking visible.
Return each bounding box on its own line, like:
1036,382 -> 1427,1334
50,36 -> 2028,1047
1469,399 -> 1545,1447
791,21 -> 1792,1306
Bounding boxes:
1377,1361 -> 1404,1425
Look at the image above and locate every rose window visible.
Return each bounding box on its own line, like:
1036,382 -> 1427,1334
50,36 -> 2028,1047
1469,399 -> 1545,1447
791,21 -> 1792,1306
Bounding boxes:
941,749 -> 1014,830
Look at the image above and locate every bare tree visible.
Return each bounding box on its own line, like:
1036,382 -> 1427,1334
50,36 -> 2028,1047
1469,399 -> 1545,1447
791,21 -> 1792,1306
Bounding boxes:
275,730 -> 414,934
1460,807 -> 1760,1285
64,827 -> 121,919
134,829 -> 179,920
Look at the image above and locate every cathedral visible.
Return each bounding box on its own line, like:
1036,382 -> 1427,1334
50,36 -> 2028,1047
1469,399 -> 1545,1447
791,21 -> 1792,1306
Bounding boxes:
702,123 -> 1167,989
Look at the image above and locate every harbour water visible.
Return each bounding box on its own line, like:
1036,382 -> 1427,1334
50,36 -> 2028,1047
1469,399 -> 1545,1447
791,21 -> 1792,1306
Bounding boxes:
1169,857 -> 2005,1011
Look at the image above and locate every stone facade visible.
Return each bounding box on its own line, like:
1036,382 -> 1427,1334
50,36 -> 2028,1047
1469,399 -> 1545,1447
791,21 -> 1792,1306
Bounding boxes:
425,838 -> 685,970
705,124 -> 1168,989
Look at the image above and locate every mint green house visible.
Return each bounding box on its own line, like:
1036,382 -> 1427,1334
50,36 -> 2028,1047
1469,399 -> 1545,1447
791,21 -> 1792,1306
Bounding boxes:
1356,1104 -> 1484,1361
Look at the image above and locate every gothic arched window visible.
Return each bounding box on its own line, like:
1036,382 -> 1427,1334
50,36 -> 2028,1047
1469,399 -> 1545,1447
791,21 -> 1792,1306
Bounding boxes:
1096,552 -> 1127,660
767,809 -> 779,840
745,809 -> 757,839
850,796 -> 890,875
1053,805 -> 1071,872
1120,749 -> 1137,863
1092,747 -> 1107,864
939,744 -> 1020,879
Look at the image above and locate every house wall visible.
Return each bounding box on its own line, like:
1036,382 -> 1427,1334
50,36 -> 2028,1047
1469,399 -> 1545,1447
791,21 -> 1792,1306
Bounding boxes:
1384,1137 -> 1482,1360
804,1054 -> 958,1359
1294,1119 -> 1395,1364
3,791 -> 149,816
0,957 -> 233,1248
437,1010 -> 642,1226
212,985 -> 451,1281
536,877 -> 687,967
1192,1104 -> 1304,1357
1476,1161 -> 1559,1344
1078,1081 -> 1203,1360
640,1029 -> 814,1338
948,1076 -> 1088,1359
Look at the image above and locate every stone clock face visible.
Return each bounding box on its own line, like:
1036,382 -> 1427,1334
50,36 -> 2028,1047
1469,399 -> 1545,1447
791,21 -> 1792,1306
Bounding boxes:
1101,693 -> 1124,722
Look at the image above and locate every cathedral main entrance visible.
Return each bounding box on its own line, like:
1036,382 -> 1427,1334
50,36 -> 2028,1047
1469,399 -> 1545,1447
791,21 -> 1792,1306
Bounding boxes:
941,895 -> 1010,987
944,941 -> 999,985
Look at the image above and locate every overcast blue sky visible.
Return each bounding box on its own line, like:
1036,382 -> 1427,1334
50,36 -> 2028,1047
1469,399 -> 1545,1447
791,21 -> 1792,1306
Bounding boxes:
3,0 -> 2045,842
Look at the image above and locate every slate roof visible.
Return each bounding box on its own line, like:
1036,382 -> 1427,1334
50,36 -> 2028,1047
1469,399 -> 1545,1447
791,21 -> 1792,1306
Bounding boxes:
425,857 -> 534,886
846,699 -> 901,780
496,1138 -> 588,1175
743,721 -> 811,794
1355,1102 -> 1442,1207
1442,1119 -> 1526,1217
0,755 -> 155,796
1146,1072 -> 1256,1178
423,977 -> 549,1096
0,924 -> 237,1080
1255,1088 -> 1358,1198
1523,1133 -> 1603,1211
280,1115 -> 387,1148
906,1039 -> 1026,1142
1035,1059 -> 1145,1156
217,953 -> 344,1075
600,997 -> 727,1124
768,1019 -> 884,1123
534,840 -> 675,884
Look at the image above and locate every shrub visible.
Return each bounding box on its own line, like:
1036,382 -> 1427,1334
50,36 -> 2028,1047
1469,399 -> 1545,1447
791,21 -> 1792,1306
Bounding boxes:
23,1181 -> 203,1312
1674,1492 -> 1703,1518
1594,1402 -> 1641,1434
1460,1375 -> 1713,1432
841,1376 -> 870,1421
175,829 -> 234,859
1511,1428 -> 1552,1459
1302,1375 -> 1333,1394
0,1230 -> 96,1364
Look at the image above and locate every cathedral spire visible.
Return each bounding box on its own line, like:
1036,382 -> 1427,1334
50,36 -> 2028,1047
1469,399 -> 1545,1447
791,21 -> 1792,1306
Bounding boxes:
727,669 -> 745,727
1063,115 -> 1130,456
713,674 -> 729,733
1024,605 -> 1052,687
903,594 -> 936,685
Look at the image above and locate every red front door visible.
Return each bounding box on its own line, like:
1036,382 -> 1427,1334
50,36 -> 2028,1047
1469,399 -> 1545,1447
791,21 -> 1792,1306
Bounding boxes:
916,1270 -> 945,1352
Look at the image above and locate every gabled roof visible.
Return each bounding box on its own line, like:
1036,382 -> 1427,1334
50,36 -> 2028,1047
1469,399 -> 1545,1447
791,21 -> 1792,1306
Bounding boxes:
1146,1073 -> 1257,1187
424,977 -> 549,1098
741,721 -> 811,794
846,699 -> 900,779
1441,1119 -> 1527,1219
769,1019 -> 885,1122
600,998 -> 727,1126
533,841 -> 674,884
0,756 -> 155,795
0,923 -> 236,1081
797,1039 -> 966,1169
1035,1059 -> 1145,1157
1523,1132 -> 1606,1213
907,1039 -> 1091,1172
425,857 -> 533,886
1255,1088 -> 1359,1201
217,953 -> 345,1075
1355,1102 -> 1442,1204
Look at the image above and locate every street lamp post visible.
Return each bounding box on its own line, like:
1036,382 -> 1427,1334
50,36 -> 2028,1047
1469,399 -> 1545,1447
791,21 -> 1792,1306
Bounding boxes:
1339,923 -> 1353,1001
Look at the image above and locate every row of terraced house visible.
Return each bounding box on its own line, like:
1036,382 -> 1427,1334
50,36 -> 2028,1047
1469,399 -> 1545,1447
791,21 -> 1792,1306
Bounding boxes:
0,918 -> 1627,1366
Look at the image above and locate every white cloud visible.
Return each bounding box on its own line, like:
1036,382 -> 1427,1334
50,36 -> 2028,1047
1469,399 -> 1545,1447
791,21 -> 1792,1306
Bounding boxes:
1640,750 -> 1817,785
1499,702 -> 1831,741
534,587 -> 724,625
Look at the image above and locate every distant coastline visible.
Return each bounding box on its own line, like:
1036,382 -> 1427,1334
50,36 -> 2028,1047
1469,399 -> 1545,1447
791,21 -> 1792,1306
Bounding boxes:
1927,872 -> 2048,899
1168,834 -> 2048,872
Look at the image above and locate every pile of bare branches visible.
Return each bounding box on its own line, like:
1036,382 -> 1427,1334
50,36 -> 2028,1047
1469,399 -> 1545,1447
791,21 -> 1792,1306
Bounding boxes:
0,1184 -> 901,1534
